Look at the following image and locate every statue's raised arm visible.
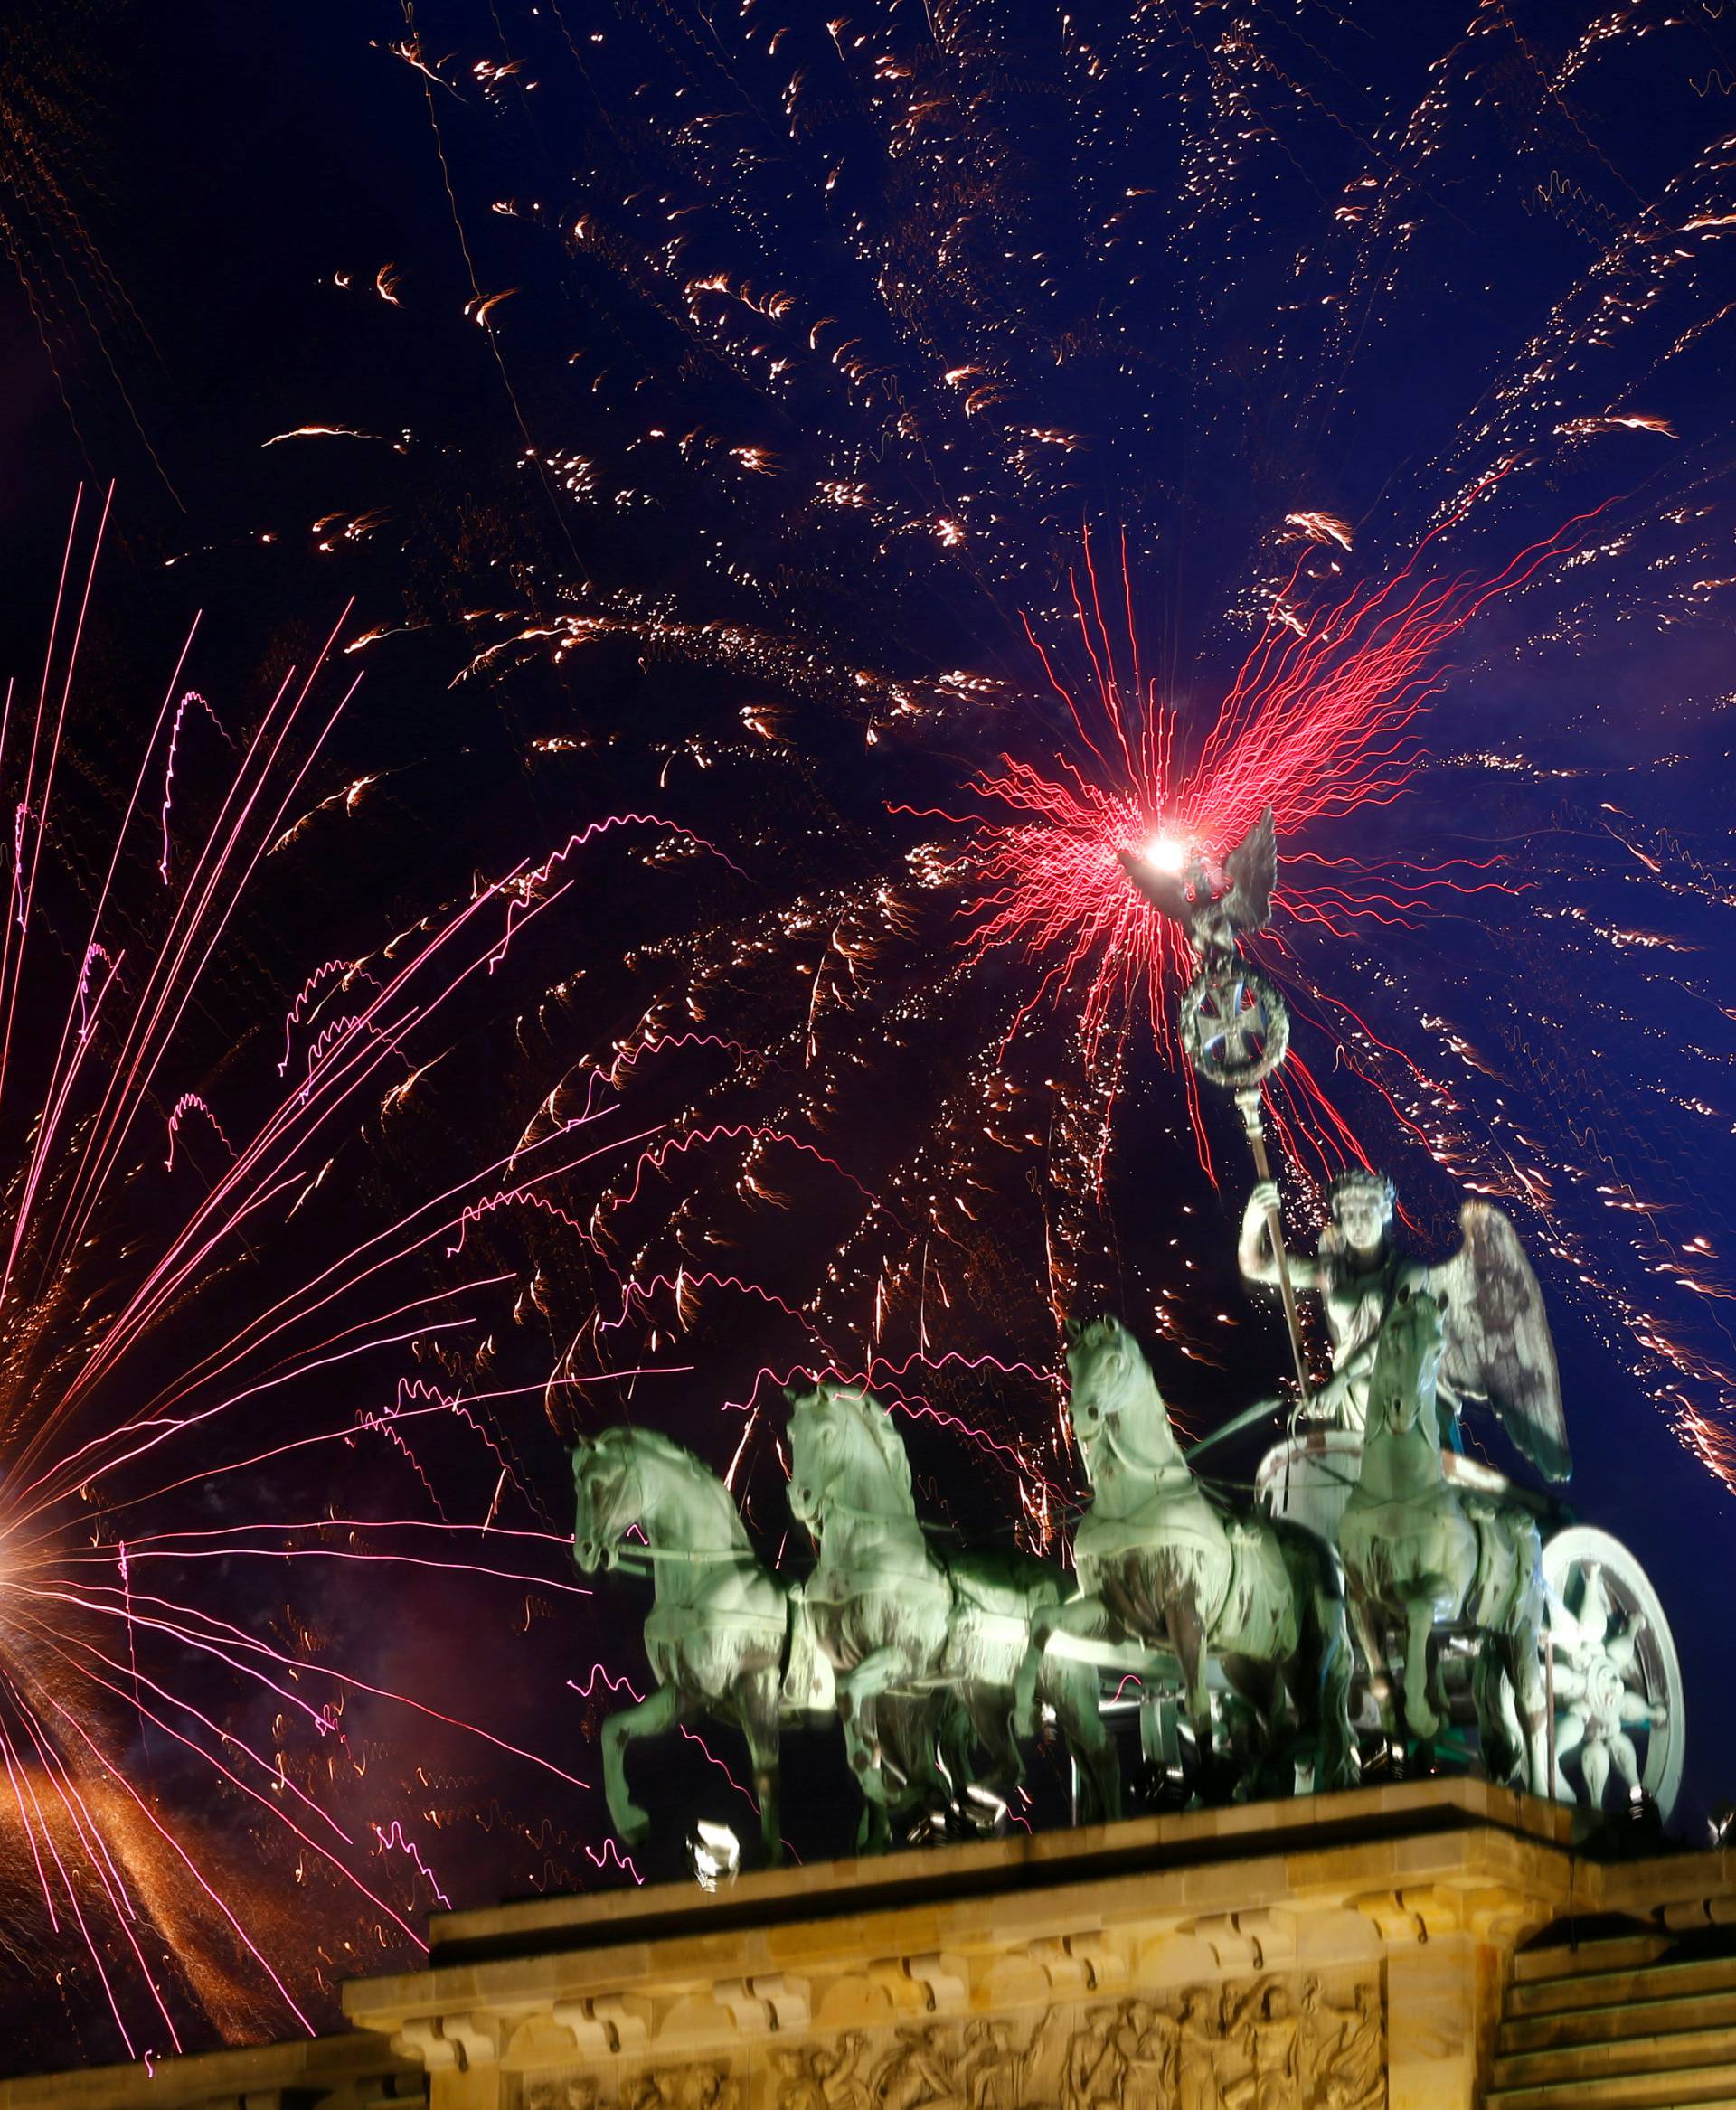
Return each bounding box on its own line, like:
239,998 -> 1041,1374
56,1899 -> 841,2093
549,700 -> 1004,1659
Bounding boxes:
1238,1177 -> 1327,1296
1235,1165 -> 1402,1433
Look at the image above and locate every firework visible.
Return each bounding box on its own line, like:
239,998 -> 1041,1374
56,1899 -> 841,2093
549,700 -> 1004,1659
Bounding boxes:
194,7 -> 1731,1588
5,4 -> 1732,1999
939,504 -> 1589,1063
0,492 -> 716,2062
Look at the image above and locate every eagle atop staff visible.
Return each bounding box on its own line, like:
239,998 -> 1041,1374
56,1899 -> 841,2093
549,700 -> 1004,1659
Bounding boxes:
1118,805 -> 1278,966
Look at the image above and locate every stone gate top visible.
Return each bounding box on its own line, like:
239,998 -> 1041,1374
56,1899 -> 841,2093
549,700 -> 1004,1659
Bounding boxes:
338,1781 -> 1736,2110
9,1785 -> 1733,2110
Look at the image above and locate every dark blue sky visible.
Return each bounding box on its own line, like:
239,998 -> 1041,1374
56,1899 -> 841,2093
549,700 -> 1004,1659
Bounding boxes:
5,0 -> 1736,2068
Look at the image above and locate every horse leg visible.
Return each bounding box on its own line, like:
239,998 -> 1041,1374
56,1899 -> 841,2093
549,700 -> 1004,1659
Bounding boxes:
737,1669 -> 784,1867
939,1692 -> 982,1806
1347,1588 -> 1393,1737
1165,1587 -> 1214,1766
836,1644 -> 904,1852
1318,1585 -> 1360,1792
1221,1654 -> 1281,1798
1402,1592 -> 1441,1742
601,1682 -> 691,1847
1287,1578 -> 1359,1794
1053,1661 -> 1122,1825
1014,1596 -> 1114,1741
1470,1631 -> 1520,1789
948,1692 -> 1019,1830
1510,1621 -> 1552,1799
892,1696 -> 953,1829
1033,1653 -> 1130,1823
963,1701 -> 1021,1823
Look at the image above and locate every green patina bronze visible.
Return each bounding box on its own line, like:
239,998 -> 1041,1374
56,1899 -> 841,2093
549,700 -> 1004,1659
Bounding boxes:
1015,1318 -> 1358,1798
784,1378 -> 1120,1852
569,1225 -> 1677,1853
566,813 -> 1683,1855
571,1427 -> 795,1864
1338,1290 -> 1550,1792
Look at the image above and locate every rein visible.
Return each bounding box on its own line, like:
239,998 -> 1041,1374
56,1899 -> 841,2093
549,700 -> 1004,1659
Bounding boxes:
581,1444 -> 765,1573
799,1568 -> 952,1611
795,1444 -> 958,1614
609,1541 -> 765,1568
800,1489 -> 924,1530
1085,1388 -> 1189,1486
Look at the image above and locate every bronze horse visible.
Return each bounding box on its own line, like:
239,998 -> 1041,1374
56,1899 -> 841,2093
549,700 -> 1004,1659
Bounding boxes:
1339,1291 -> 1549,1790
787,1380 -> 1121,1850
1016,1318 -> 1358,1796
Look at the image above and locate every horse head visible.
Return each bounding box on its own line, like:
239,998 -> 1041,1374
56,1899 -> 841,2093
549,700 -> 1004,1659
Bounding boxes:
784,1377 -> 913,1528
1063,1315 -> 1182,1480
571,1427 -> 645,1572
572,1424 -> 735,1568
1367,1287 -> 1446,1437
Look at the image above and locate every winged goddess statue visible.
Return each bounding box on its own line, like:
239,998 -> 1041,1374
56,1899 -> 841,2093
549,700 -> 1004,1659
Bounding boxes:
1239,1168 -> 1571,1483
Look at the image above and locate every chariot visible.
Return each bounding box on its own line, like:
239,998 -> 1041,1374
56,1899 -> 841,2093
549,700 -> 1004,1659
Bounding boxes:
1075,1425 -> 1684,1826
1252,1426 -> 1684,1820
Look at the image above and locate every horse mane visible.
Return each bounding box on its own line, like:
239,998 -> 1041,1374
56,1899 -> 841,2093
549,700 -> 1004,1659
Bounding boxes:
590,1424 -> 698,1471
822,1382 -> 915,1509
1072,1315 -> 1135,1357
1071,1315 -> 1164,1400
582,1423 -> 745,1509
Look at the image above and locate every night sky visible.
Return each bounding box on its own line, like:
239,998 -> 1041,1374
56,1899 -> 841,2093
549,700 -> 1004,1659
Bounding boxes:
4,0 -> 1736,2075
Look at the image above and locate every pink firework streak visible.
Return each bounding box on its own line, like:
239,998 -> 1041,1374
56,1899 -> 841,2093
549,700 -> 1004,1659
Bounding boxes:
0,494 -> 715,2058
918,500 -> 1600,1163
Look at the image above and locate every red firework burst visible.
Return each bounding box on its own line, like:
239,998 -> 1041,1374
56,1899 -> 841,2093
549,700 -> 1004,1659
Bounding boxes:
954,496 -> 1599,1066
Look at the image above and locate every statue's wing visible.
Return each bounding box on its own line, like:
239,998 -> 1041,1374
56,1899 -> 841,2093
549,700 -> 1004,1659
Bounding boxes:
1116,848 -> 1192,925
1425,1200 -> 1571,1482
1221,805 -> 1278,931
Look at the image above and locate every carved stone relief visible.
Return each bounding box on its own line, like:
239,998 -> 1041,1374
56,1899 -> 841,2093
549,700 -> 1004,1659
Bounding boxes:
516,1976 -> 1383,2110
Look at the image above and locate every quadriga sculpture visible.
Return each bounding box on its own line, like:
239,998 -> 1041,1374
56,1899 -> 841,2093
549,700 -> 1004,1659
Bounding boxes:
785,1378 -> 1120,1851
571,1427 -> 795,1864
1016,1317 -> 1357,1796
1339,1290 -> 1549,1789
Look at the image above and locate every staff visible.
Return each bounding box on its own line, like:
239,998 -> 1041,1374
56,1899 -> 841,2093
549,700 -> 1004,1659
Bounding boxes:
1234,1083 -> 1311,1418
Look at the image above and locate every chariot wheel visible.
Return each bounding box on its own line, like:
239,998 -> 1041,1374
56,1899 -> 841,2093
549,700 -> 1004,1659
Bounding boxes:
1543,1525 -> 1684,1823
1179,966 -> 1289,1089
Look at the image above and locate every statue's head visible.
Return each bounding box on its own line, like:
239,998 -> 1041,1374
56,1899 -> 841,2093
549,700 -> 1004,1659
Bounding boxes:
571,1427 -> 642,1570
783,1381 -> 834,1524
1064,1315 -> 1137,1445
783,1378 -> 910,1525
1369,1286 -> 1445,1430
1062,1316 -> 1172,1474
1328,1166 -> 1395,1258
